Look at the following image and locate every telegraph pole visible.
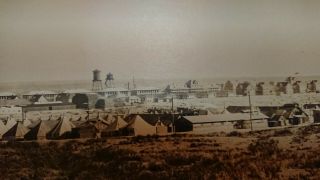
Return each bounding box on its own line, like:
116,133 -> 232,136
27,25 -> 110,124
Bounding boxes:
248,91 -> 253,131
171,96 -> 175,134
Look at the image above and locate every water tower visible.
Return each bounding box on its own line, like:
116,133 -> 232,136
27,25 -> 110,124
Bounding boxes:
105,72 -> 114,88
92,69 -> 103,91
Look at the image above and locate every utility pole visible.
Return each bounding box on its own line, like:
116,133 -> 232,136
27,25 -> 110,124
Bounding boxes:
248,91 -> 253,131
171,96 -> 175,134
22,109 -> 26,122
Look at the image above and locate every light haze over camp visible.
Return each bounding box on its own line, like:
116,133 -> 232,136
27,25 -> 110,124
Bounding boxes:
1,0 -> 320,82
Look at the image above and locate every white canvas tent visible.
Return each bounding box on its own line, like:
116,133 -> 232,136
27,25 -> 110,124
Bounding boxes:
25,120 -> 54,140
2,122 -> 30,140
104,116 -> 127,133
48,117 -> 75,139
5,118 -> 17,130
0,121 -> 7,137
125,115 -> 157,136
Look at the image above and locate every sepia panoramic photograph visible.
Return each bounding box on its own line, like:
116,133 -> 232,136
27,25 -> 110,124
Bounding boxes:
1,0 -> 320,179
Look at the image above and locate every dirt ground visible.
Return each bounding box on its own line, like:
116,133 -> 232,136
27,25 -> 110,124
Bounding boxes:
1,125 -> 320,179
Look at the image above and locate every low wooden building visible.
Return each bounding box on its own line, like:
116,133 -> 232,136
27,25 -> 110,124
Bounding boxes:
22,91 -> 58,102
22,103 -> 76,112
0,92 -> 17,100
313,109 -> 320,123
269,107 -> 309,127
176,113 -> 269,133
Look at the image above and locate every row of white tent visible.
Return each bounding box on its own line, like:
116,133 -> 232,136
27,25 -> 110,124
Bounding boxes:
0,114 -> 136,140
0,117 -> 77,141
0,113 -> 172,141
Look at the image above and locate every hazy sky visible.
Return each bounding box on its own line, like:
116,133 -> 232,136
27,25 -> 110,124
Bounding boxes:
1,0 -> 320,82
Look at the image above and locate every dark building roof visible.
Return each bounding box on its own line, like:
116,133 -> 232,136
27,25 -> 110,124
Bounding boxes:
182,113 -> 268,124
23,102 -> 75,108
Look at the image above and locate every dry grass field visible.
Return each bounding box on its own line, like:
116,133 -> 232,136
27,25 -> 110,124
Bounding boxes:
1,125 -> 320,179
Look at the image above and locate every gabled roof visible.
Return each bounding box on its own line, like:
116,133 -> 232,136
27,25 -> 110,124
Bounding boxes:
29,95 -> 48,103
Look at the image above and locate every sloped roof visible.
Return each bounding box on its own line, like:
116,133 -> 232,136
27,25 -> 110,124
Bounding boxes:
102,114 -> 116,124
25,120 -> 53,139
48,117 -> 75,138
70,115 -> 88,122
5,118 -> 17,130
0,92 -> 16,96
274,109 -> 287,116
133,87 -> 160,91
183,113 -> 269,124
45,119 -> 59,129
94,119 -> 109,131
99,87 -> 129,92
29,95 -> 48,103
2,122 -> 30,139
23,119 -> 32,127
126,115 -> 155,129
0,121 -> 7,136
72,116 -> 89,127
24,90 -> 57,96
76,120 -> 95,129
86,113 -> 111,130
63,89 -> 91,94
